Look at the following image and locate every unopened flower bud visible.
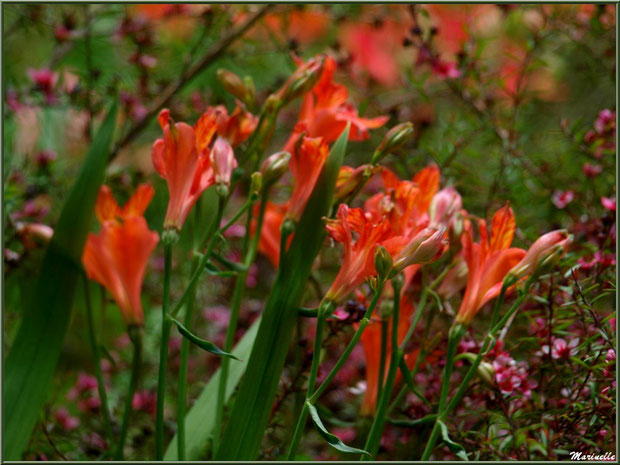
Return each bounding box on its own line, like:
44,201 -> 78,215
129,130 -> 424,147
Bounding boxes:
162,228 -> 180,245
275,55 -> 324,106
217,69 -> 251,105
264,94 -> 282,115
335,164 -> 376,203
477,360 -> 495,386
16,222 -> 53,249
379,299 -> 393,319
261,151 -> 291,186
430,187 -> 462,228
250,172 -> 262,198
243,76 -> 255,106
210,136 -> 238,187
372,122 -> 414,164
392,227 -> 446,272
506,230 -> 573,281
374,245 -> 393,283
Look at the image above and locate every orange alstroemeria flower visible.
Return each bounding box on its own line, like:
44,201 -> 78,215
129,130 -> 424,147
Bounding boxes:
152,109 -> 216,231
325,204 -> 401,303
82,184 -> 159,326
283,56 -> 388,153
455,205 -> 527,325
205,102 -> 258,147
287,136 -> 329,222
365,165 -> 440,237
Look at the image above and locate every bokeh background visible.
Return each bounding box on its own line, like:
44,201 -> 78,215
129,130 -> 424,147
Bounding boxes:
3,3 -> 616,461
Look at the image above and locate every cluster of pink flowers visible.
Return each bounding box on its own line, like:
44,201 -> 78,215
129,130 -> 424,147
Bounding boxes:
66,372 -> 101,414
584,109 -> 616,158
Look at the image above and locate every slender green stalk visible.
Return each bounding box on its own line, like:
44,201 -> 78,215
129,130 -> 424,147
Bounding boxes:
362,277 -> 402,460
178,197 -> 225,460
176,256 -> 198,461
83,275 -> 113,442
213,193 -> 267,455
420,279 -> 533,460
155,243 -> 173,460
288,281 -> 386,459
308,281 -> 385,405
377,318 -> 389,405
114,326 -> 142,460
286,311 -> 327,460
387,304 -> 437,416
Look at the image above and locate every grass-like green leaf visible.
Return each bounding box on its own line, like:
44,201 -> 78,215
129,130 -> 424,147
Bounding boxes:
164,317 -> 261,460
170,316 -> 239,360
439,420 -> 469,461
215,125 -> 349,461
3,103 -> 117,460
307,402 -> 370,456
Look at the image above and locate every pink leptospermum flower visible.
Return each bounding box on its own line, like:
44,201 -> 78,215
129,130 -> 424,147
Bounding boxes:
552,190 -> 574,209
210,136 -> 237,186
602,196 -> 616,211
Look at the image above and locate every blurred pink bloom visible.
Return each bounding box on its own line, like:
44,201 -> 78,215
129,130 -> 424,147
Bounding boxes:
132,390 -> 157,415
582,163 -> 602,177
552,190 -> 574,209
28,68 -> 58,103
606,349 -> 615,362
36,150 -> 56,167
541,337 -> 579,359
431,59 -> 461,79
54,407 -> 79,431
601,196 -> 616,211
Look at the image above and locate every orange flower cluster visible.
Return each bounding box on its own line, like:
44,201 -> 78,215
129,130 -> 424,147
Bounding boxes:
153,104 -> 255,231
82,185 -> 159,326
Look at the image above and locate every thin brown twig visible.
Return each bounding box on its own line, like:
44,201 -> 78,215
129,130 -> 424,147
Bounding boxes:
108,4 -> 272,162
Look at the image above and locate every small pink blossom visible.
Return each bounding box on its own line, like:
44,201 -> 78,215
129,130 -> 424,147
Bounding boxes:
552,190 -> 574,209
541,337 -> 579,359
601,196 -> 616,211
582,163 -> 602,177
54,407 -> 80,431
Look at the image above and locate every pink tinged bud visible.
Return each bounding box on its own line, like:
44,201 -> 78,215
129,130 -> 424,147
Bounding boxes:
507,230 -> 573,281
429,186 -> 462,227
210,136 -> 237,186
601,196 -> 616,211
392,227 -> 446,271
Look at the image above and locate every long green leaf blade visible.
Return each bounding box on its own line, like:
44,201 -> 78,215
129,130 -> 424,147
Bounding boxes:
3,103 -> 117,460
164,317 -> 261,460
170,316 -> 239,360
307,402 -> 370,455
216,125 -> 349,460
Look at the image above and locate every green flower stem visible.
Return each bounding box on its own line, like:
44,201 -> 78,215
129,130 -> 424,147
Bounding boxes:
362,276 -> 403,460
288,281 -> 386,460
387,305 -> 437,416
176,256 -> 198,461
82,275 -> 114,443
377,317 -> 389,406
115,326 -> 142,460
155,243 -> 173,460
307,280 -> 386,404
213,192 -> 267,456
177,197 -> 225,460
287,296 -> 341,460
420,279 -> 533,461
